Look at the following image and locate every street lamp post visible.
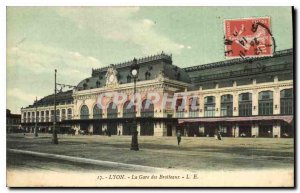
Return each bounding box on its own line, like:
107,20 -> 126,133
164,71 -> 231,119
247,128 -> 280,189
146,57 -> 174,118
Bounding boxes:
130,58 -> 139,151
34,97 -> 38,137
52,69 -> 58,144
52,69 -> 78,144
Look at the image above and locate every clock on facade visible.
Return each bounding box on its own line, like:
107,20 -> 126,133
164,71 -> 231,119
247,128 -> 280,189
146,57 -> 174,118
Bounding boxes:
105,67 -> 118,86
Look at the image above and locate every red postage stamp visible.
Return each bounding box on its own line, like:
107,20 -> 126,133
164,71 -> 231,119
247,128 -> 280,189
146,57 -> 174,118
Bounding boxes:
224,17 -> 274,59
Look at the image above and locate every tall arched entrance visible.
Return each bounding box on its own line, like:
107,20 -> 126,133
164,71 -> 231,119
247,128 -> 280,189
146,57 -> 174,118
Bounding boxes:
93,104 -> 103,135
122,101 -> 135,135
107,102 -> 118,135
140,99 -> 154,136
80,105 -> 89,133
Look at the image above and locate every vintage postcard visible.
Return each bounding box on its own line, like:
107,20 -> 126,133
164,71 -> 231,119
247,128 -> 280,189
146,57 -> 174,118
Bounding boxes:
6,6 -> 294,187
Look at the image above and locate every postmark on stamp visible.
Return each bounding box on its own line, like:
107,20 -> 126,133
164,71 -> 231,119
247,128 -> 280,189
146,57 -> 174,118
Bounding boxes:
224,17 -> 275,59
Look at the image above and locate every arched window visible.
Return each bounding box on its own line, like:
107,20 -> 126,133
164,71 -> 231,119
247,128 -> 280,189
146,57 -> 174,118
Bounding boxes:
67,108 -> 72,120
204,96 -> 215,117
280,89 -> 293,115
127,74 -> 131,83
107,102 -> 118,135
123,101 -> 135,118
239,92 -> 252,116
175,98 -> 185,118
221,94 -> 233,116
96,80 -> 101,88
145,71 -> 151,80
83,83 -> 88,90
140,99 -> 154,136
189,96 -> 199,117
122,101 -> 135,135
107,102 -> 118,118
141,99 -> 154,117
80,105 -> 89,119
258,91 -> 273,115
93,104 -> 103,119
176,72 -> 181,80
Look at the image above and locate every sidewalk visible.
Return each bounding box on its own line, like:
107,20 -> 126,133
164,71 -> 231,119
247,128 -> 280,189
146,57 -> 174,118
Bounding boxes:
7,148 -> 165,172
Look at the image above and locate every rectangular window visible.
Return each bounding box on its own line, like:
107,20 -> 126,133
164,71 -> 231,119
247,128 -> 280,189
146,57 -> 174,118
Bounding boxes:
259,102 -> 273,115
204,106 -> 215,117
221,104 -> 233,116
189,111 -> 198,117
280,100 -> 293,115
176,111 -> 184,118
246,103 -> 252,116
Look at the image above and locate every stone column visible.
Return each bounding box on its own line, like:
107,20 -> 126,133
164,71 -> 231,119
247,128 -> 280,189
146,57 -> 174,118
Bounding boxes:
137,122 -> 141,136
251,124 -> 259,137
199,124 -> 205,137
232,124 -> 239,137
118,108 -> 123,118
199,94 -> 204,117
273,87 -> 280,115
102,124 -> 107,135
103,109 -> 107,119
88,124 -> 93,134
215,94 -> 221,117
184,96 -> 189,118
154,107 -> 162,118
154,122 -> 167,136
273,124 -> 281,138
233,92 -> 239,116
118,105 -> 122,118
136,107 -> 141,117
252,89 -> 258,116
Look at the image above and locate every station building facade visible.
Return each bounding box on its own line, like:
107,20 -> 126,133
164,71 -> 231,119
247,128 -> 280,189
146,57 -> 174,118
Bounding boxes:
20,49 -> 294,138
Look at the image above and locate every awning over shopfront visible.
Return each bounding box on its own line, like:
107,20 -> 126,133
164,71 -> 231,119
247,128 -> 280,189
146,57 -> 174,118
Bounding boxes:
178,115 -> 293,124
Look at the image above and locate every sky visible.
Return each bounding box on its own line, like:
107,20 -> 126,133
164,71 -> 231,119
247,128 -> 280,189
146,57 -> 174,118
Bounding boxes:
7,7 -> 293,113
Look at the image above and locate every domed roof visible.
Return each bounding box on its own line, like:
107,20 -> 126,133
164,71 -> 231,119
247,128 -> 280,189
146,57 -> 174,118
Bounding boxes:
77,52 -> 191,91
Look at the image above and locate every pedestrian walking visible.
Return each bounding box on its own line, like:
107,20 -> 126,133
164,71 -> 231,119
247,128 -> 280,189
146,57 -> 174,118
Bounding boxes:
176,130 -> 182,146
217,131 -> 222,140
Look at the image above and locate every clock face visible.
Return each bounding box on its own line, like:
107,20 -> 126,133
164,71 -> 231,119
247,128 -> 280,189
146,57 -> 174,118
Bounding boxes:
109,74 -> 115,82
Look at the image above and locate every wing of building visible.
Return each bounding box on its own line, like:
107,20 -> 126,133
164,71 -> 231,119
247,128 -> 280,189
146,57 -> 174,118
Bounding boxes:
21,49 -> 294,138
7,109 -> 21,133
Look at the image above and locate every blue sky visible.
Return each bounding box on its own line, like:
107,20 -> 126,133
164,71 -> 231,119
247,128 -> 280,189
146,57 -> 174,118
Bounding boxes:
7,7 -> 293,113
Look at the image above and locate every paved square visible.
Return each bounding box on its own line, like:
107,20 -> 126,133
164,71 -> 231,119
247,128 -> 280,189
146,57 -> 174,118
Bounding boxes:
7,133 -> 294,172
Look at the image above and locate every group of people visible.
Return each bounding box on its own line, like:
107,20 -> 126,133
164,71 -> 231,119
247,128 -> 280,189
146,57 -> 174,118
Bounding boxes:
103,129 -> 123,136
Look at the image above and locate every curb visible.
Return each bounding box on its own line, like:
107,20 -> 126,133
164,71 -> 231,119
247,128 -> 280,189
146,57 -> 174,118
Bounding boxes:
7,148 -> 165,172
